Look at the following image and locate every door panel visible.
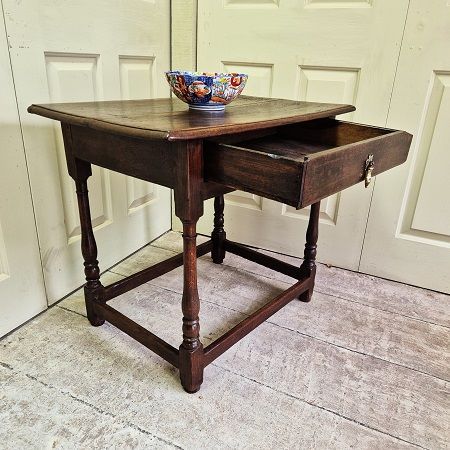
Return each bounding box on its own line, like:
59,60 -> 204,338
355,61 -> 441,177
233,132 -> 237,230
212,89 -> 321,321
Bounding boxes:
119,56 -> 156,100
361,1 -> 450,293
0,2 -> 46,336
298,66 -> 358,121
3,0 -> 172,303
46,53 -> 113,244
119,55 -> 163,224
197,0 -> 409,269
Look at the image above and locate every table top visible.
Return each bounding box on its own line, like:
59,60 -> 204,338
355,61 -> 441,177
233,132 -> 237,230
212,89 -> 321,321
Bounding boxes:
28,96 -> 355,141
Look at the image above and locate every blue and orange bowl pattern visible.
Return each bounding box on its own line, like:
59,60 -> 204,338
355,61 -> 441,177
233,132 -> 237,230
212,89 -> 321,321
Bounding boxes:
165,71 -> 248,111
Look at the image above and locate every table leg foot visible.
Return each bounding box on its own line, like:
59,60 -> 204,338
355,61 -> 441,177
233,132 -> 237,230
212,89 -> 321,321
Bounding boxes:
86,311 -> 105,327
298,289 -> 313,303
298,201 -> 320,302
211,195 -> 226,264
179,344 -> 204,393
85,285 -> 105,326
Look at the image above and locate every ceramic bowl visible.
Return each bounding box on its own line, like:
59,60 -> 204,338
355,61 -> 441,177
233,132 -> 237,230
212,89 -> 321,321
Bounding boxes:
165,71 -> 248,111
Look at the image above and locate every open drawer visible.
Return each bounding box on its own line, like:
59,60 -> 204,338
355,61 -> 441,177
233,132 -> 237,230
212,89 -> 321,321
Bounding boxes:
203,118 -> 412,209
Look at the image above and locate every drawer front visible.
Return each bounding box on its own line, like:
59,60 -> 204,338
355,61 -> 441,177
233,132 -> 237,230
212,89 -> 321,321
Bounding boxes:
300,130 -> 412,207
203,121 -> 412,209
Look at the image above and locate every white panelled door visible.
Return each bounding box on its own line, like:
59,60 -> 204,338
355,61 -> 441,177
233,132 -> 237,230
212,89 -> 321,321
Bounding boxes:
197,0 -> 409,270
0,3 -> 46,336
361,1 -> 450,293
3,0 -> 172,303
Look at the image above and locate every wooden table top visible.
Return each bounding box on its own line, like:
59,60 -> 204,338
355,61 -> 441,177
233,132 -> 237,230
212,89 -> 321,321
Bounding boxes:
28,96 -> 355,141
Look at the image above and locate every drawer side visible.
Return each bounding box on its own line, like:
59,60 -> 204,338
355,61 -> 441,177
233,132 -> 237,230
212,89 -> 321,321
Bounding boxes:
204,142 -> 305,208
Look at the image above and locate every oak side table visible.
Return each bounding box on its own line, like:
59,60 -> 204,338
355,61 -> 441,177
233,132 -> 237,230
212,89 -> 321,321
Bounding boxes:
28,96 -> 412,393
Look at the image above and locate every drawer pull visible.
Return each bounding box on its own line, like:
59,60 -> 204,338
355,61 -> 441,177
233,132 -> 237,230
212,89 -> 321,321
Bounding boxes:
364,154 -> 374,188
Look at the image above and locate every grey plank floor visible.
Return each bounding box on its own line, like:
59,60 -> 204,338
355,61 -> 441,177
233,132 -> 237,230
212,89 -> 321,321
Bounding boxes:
1,232 -> 449,449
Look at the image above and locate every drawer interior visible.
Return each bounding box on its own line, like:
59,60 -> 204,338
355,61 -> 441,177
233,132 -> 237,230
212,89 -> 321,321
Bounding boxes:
212,118 -> 393,162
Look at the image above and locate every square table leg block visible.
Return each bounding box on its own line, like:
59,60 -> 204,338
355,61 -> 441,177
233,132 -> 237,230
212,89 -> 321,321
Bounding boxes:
179,344 -> 204,393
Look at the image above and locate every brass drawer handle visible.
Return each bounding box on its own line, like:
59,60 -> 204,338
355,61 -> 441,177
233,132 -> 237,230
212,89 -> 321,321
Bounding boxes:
364,154 -> 374,188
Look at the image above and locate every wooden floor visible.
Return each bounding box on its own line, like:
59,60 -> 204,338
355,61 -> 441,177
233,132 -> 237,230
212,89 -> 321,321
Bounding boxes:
1,232 -> 449,449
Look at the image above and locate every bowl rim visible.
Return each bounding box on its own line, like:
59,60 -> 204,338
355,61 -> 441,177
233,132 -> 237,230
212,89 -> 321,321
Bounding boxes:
165,70 -> 248,78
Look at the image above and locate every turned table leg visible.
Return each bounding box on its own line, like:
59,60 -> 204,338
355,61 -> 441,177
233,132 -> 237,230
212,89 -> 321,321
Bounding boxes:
174,141 -> 204,393
298,201 -> 320,303
179,220 -> 204,392
211,195 -> 226,264
72,159 -> 105,326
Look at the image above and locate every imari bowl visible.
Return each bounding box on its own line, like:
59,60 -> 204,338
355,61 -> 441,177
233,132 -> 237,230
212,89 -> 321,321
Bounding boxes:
165,71 -> 248,111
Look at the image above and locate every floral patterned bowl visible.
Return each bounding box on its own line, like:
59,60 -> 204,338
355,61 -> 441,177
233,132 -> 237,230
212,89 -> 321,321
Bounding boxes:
165,71 -> 248,111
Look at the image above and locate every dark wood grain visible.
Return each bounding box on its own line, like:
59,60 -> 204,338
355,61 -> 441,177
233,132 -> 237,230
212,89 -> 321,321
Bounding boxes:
173,140 -> 204,222
179,221 -> 204,393
204,141 -> 304,207
211,195 -> 226,264
94,302 -> 179,368
173,140 -> 205,393
71,125 -> 176,188
69,157 -> 105,327
279,118 -> 392,145
298,202 -> 320,302
300,127 -> 412,207
28,96 -> 355,141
